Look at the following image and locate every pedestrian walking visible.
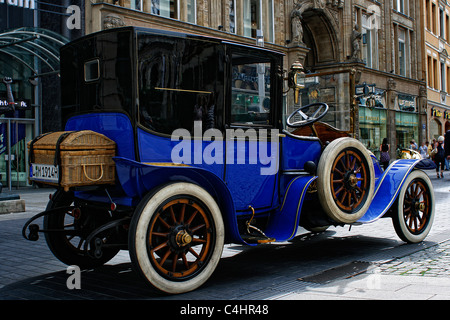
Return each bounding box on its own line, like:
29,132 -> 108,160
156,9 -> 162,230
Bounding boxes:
379,137 -> 390,171
410,139 -> 418,151
419,141 -> 428,159
433,136 -> 446,178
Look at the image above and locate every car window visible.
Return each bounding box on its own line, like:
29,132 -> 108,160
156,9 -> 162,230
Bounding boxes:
137,33 -> 224,135
231,55 -> 272,127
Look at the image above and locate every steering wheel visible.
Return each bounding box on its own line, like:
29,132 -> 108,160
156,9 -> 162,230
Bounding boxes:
286,102 -> 329,128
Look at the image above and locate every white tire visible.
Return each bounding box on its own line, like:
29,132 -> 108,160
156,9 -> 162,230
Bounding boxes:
317,137 -> 375,224
129,182 -> 224,294
392,170 -> 435,243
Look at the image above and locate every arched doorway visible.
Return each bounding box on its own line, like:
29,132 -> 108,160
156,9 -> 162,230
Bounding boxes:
430,118 -> 442,139
290,1 -> 340,70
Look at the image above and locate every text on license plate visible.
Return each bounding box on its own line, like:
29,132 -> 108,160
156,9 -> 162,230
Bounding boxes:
31,164 -> 59,183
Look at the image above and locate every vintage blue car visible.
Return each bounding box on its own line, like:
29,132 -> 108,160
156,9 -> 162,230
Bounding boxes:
23,27 -> 435,294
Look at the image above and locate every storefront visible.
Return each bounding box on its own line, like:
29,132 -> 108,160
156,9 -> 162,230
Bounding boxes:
359,106 -> 387,159
395,111 -> 419,148
0,28 -> 68,188
356,84 -> 387,158
393,93 -> 419,150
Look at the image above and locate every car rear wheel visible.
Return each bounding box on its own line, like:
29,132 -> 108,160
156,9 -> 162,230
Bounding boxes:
392,170 -> 434,243
44,190 -> 120,268
128,182 -> 224,294
317,137 -> 375,224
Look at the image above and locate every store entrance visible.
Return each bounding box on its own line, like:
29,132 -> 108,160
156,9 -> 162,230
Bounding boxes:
0,119 -> 35,189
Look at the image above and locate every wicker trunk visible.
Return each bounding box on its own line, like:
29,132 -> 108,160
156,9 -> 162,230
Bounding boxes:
28,130 -> 116,191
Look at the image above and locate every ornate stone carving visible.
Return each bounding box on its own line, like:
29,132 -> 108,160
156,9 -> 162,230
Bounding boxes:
103,14 -> 125,30
290,3 -> 304,45
351,24 -> 362,61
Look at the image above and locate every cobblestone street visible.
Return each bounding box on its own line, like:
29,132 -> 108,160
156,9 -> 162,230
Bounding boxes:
378,240 -> 450,277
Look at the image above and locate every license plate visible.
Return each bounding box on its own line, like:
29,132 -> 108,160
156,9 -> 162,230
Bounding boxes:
30,163 -> 59,183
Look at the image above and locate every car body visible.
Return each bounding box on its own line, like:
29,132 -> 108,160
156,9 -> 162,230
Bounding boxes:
23,27 -> 435,294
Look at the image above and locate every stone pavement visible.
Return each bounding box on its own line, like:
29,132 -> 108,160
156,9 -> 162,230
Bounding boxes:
0,169 -> 449,301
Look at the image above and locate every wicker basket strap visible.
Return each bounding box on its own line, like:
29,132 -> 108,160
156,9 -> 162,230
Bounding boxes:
28,132 -> 53,165
54,131 -> 77,168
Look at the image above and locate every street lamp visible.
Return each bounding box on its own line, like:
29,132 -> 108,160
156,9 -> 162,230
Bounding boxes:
289,60 -> 306,105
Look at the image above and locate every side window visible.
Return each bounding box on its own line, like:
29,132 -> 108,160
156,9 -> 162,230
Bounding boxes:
231,56 -> 271,126
138,35 -> 223,135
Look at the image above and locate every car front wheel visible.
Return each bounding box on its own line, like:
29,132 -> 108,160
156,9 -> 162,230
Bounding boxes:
392,170 -> 435,243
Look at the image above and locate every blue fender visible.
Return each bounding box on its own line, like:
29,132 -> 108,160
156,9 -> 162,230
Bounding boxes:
113,157 -> 246,244
264,175 -> 317,242
358,158 -> 425,223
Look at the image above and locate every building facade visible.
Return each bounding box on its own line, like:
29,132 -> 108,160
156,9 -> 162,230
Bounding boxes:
424,0 -> 450,139
0,0 -> 83,188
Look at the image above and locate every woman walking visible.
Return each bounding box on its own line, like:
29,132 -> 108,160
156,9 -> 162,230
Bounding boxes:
434,136 -> 446,178
379,138 -> 390,171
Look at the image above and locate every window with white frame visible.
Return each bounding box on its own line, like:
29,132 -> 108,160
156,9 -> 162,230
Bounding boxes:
243,0 -> 260,38
362,13 -> 378,69
180,0 -> 196,23
230,0 -> 236,33
151,0 -> 178,19
441,60 -> 446,91
242,0 -> 274,42
395,0 -> 409,15
131,0 -> 143,11
398,28 -> 406,76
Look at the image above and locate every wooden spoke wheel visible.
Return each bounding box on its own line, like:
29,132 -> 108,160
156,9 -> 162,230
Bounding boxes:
148,198 -> 213,279
330,149 -> 370,212
44,190 -> 120,268
317,138 -> 375,224
129,182 -> 224,294
392,170 -> 435,243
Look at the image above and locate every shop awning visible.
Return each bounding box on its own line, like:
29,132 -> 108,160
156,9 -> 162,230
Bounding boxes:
0,27 -> 69,76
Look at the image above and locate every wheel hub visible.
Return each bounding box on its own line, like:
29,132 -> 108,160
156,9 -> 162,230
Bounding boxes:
176,229 -> 192,247
412,198 -> 425,214
344,171 -> 358,189
168,225 -> 193,253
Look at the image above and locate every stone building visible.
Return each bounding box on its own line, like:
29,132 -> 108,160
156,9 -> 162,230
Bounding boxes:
83,0 -> 425,158
424,0 -> 450,140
